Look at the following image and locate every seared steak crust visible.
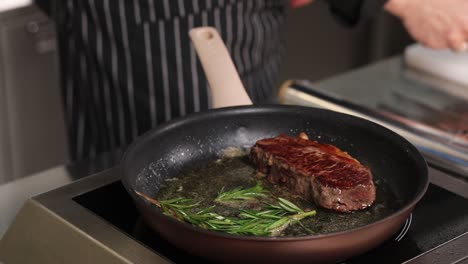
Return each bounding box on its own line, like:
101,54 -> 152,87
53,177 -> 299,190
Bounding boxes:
250,134 -> 375,212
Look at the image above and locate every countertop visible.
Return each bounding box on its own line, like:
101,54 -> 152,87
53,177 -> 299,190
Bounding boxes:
0,150 -> 123,238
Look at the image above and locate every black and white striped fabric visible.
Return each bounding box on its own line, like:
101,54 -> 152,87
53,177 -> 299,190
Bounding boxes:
54,0 -> 287,161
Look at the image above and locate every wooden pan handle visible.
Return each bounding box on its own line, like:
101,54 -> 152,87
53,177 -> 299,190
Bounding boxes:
189,27 -> 253,108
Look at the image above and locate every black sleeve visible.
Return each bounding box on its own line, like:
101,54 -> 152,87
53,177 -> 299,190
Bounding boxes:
34,0 -> 52,16
323,0 -> 388,26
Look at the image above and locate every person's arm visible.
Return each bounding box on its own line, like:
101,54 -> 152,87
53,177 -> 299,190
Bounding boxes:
384,0 -> 468,51
315,0 -> 468,51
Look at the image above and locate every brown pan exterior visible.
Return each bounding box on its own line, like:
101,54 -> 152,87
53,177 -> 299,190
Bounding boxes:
136,199 -> 412,264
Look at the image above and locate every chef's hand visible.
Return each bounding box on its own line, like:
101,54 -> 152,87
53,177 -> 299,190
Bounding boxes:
384,0 -> 468,52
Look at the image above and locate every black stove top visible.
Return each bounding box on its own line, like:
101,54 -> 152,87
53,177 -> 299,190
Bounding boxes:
74,180 -> 468,263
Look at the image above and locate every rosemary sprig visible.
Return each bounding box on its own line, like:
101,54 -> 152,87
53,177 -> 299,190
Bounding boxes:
214,182 -> 268,203
135,185 -> 317,237
136,191 -> 236,227
231,202 -> 316,236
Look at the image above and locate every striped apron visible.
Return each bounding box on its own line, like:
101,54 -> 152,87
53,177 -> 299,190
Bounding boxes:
54,0 -> 287,161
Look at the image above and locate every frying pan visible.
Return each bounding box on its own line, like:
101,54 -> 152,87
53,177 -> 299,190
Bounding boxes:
121,27 -> 429,263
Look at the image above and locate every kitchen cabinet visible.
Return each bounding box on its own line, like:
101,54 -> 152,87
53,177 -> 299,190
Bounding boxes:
0,5 -> 68,183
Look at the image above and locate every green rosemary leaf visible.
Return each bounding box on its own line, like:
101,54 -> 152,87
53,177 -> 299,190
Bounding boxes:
215,183 -> 268,202
278,197 -> 304,213
266,217 -> 292,230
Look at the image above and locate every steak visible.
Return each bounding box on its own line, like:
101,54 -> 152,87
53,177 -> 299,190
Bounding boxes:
250,133 -> 375,212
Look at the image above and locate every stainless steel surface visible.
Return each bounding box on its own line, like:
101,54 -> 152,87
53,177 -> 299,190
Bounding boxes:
279,84 -> 468,176
279,57 -> 468,178
404,231 -> 468,264
428,167 -> 468,200
0,5 -> 68,183
0,200 -> 132,264
403,66 -> 468,104
0,166 -> 72,238
0,168 -> 170,264
0,149 -> 122,238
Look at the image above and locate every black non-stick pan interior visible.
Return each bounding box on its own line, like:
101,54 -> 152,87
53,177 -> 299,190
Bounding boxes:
121,105 -> 428,234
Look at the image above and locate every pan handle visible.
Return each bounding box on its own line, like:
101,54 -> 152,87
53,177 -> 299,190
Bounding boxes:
189,27 -> 253,108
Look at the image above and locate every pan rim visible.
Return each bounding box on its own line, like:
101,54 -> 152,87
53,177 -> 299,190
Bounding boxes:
120,104 -> 429,242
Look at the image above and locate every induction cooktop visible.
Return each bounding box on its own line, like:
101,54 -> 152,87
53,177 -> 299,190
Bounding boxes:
1,166 -> 468,263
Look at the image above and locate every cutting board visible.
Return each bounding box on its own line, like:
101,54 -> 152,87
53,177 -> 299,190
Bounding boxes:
404,44 -> 468,87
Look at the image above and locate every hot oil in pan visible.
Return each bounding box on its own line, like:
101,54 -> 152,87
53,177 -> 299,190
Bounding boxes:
156,155 -> 401,236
